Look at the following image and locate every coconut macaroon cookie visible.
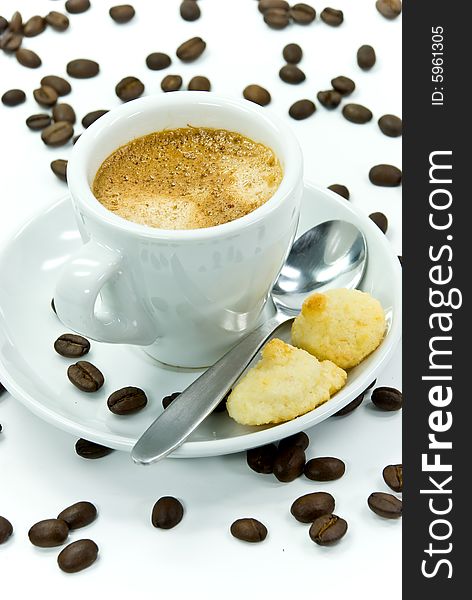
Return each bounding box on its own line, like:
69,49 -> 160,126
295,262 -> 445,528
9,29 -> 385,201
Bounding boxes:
291,288 -> 386,370
226,339 -> 347,426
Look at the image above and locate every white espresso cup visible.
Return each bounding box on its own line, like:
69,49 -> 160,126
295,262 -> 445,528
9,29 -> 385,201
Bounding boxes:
55,92 -> 303,367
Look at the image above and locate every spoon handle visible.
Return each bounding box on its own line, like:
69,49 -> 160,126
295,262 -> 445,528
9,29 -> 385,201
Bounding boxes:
131,314 -> 292,465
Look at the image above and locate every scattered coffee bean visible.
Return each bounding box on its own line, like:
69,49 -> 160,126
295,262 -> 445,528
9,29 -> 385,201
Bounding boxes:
273,445 -> 305,482
309,514 -> 348,544
333,391 -> 364,416
291,3 -> 316,24
57,539 -> 98,573
176,37 -> 206,62
320,7 -> 343,26
45,11 -> 70,32
376,0 -> 402,19
162,391 -> 181,409
52,103 -> 76,124
230,518 -> 267,543
369,164 -> 402,187
0,17 -> 8,34
0,32 -> 23,52
264,8 -> 290,29
107,386 -> 147,415
283,43 -> 303,64
378,114 -> 402,137
152,497 -> 184,529
26,113 -> 52,130
180,1 -> 200,21
371,386 -> 403,410
51,159 -> 68,182
279,64 -> 306,84
369,211 -> 388,234
368,492 -> 402,518
41,121 -> 74,146
146,52 -> 171,70
327,184 -> 350,200
109,4 -> 135,23
278,431 -> 309,452
383,464 -> 403,493
367,379 -> 377,390
82,109 -> 109,128
247,443 -> 278,474
73,134 -> 81,144
243,84 -> 271,106
188,76 -> 211,91
28,519 -> 69,547
67,361 -> 104,392
41,75 -> 71,96
317,89 -> 342,109
0,516 -> 13,544
1,89 -> 26,106
54,333 -> 90,357
289,99 -> 315,120
357,45 -> 376,70
259,0 -> 290,12
67,59 -> 99,79
291,492 -> 335,523
115,76 -> 145,101
57,501 -> 97,530
34,85 -> 58,107
75,438 -> 114,459
65,0 -> 91,14
331,75 -> 355,95
161,74 -> 183,92
342,103 -> 373,124
23,16 -> 46,37
9,11 -> 22,32
305,457 -> 345,481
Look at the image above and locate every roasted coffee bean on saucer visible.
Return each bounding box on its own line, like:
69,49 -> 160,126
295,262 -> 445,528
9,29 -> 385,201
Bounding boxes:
0,516 -> 13,544
383,464 -> 403,492
54,333 -> 90,357
243,84 -> 271,106
309,514 -> 348,544
58,501 -> 97,530
109,4 -> 136,23
247,443 -> 278,474
152,497 -> 184,529
58,539 -> 98,573
107,386 -> 147,415
68,361 -> 104,392
230,518 -> 267,542
28,518 -> 69,547
327,184 -> 350,200
75,438 -> 114,459
368,492 -> 402,518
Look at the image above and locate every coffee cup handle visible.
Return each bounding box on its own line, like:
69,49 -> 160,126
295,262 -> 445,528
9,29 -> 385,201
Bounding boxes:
54,240 -> 158,345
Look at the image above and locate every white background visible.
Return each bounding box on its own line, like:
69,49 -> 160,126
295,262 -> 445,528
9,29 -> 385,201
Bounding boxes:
0,1 -> 402,598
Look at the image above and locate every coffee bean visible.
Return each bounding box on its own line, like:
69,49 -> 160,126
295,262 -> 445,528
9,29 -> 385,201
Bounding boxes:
304,457 -> 345,481
279,64 -> 306,84
369,211 -> 388,234
110,5 -> 135,23
162,391 -> 182,409
264,8 -> 290,29
368,492 -> 402,518
65,0 -> 91,14
259,0 -> 289,12
161,75 -> 183,92
67,361 -> 104,392
67,59 -> 99,79
26,114 -> 52,130
23,16 -> 46,37
320,7 -> 343,26
51,159 -> 68,182
273,445 -> 306,482
34,85 -> 58,107
317,89 -> 342,109
371,386 -> 402,410
333,392 -> 364,416
28,519 -> 69,547
176,37 -> 206,62
1,89 -> 25,106
243,84 -> 271,106
331,75 -> 355,95
41,75 -> 71,96
9,11 -> 22,33
367,379 -> 377,390
0,31 -> 23,52
0,516 -> 13,544
41,121 -> 74,146
57,501 -> 97,530
54,333 -> 90,357
45,11 -> 70,32
75,438 -> 114,459
290,3 -> 316,24
115,76 -> 145,102
383,464 -> 403,493
327,184 -> 350,200
278,431 -> 309,452
291,492 -> 335,523
152,497 -> 184,529
188,76 -> 211,91
376,0 -> 402,19
57,539 -> 98,573
283,43 -> 302,64
342,103 -> 373,124
247,443 -> 278,474
230,518 -> 267,543
357,45 -> 376,70
289,99 -> 316,120
369,164 -> 402,187
146,52 -> 171,70
378,114 -> 402,137
81,109 -> 109,128
73,134 -> 81,144
107,386 -> 147,415
180,1 -> 200,21
309,514 -> 348,544
0,17 -> 8,34
53,103 -> 76,124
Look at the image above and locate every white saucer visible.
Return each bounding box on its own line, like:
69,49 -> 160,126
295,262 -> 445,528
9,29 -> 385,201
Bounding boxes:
0,182 -> 401,457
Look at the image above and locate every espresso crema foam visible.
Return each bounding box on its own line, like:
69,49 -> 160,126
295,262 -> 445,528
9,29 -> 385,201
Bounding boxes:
92,127 -> 283,230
